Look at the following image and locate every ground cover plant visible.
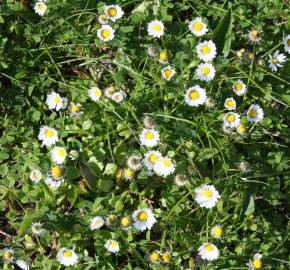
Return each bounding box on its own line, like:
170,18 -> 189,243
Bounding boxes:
0,0 -> 290,269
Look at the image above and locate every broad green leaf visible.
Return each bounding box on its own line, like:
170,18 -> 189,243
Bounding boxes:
212,8 -> 233,57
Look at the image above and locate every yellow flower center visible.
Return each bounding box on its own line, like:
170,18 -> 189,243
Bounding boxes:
253,259 -> 262,269
153,24 -> 162,32
287,39 -> 290,46
38,3 -> 46,11
249,109 -> 257,118
101,29 -> 111,38
111,241 -> 118,247
4,252 -> 12,260
150,252 -> 160,262
189,90 -> 200,100
45,129 -> 55,138
212,226 -> 223,238
108,214 -> 116,223
201,45 -> 211,54
162,253 -> 171,263
53,96 -> 60,104
121,216 -> 130,227
193,21 -> 203,31
205,244 -> 214,252
71,104 -> 80,113
227,114 -> 235,123
145,131 -> 154,140
58,148 -> 66,157
125,168 -> 134,178
33,171 -> 39,178
234,82 -> 243,91
251,30 -> 258,38
149,154 -> 158,163
115,168 -> 122,180
271,58 -> 278,64
63,250 -> 72,257
51,166 -> 62,179
225,99 -> 235,108
201,66 -> 210,75
203,189 -> 213,198
162,159 -> 172,167
94,88 -> 101,97
159,51 -> 168,62
138,211 -> 148,221
163,68 -> 172,78
237,123 -> 247,134
108,7 -> 117,17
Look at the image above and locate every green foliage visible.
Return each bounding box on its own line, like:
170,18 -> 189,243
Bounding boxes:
0,0 -> 289,269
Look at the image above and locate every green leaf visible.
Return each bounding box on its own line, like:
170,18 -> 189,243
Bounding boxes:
79,161 -> 97,189
243,195 -> 255,216
212,8 -> 233,57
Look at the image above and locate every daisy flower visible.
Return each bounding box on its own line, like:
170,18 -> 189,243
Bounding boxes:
46,92 -> 64,111
247,253 -> 263,269
149,251 -> 161,264
56,248 -> 78,267
162,251 -> 172,264
38,126 -> 58,147
31,222 -> 45,236
237,123 -> 247,135
161,66 -> 175,81
139,128 -> 160,147
88,86 -> 102,101
69,102 -> 82,115
153,157 -> 175,177
45,165 -> 64,188
284,34 -> 290,53
123,168 -> 135,180
195,184 -> 220,209
159,50 -> 169,64
34,1 -> 47,16
174,174 -> 189,186
51,147 -> 67,164
196,40 -> 217,62
237,48 -> 246,58
126,155 -> 142,171
132,208 -> 156,231
198,243 -> 219,261
247,104 -> 264,123
3,248 -> 14,262
90,216 -> 104,230
232,80 -> 246,96
188,17 -> 208,36
105,84 -> 116,98
120,215 -> 132,230
248,29 -> 262,43
147,20 -> 164,38
143,150 -> 162,170
268,50 -> 286,72
184,85 -> 206,106
224,97 -> 236,110
104,5 -> 124,22
210,225 -> 223,239
15,260 -> 30,270
98,14 -> 108,24
223,112 -> 240,128
106,214 -> 118,226
69,150 -> 79,160
196,63 -> 215,81
97,25 -> 115,42
29,169 -> 42,183
111,91 -> 125,103
105,240 -> 120,253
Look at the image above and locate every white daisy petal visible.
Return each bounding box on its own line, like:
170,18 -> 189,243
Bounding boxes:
90,216 -> 104,230
188,17 -> 208,37
38,126 -> 58,147
132,208 -> 156,231
147,20 -> 164,38
139,128 -> 160,147
88,86 -> 102,101
97,25 -> 115,42
46,92 -> 64,111
143,150 -> 162,170
196,40 -> 217,62
224,97 -> 236,111
104,5 -> 124,22
51,147 -> 67,164
184,85 -> 206,106
195,184 -> 220,209
223,112 -> 240,128
104,239 -> 120,253
284,34 -> 290,54
153,157 -> 175,177
161,66 -> 176,81
198,243 -> 219,261
247,104 -> 264,123
196,63 -> 215,81
30,169 -> 42,183
232,80 -> 246,96
56,248 -> 78,267
34,1 -> 47,16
